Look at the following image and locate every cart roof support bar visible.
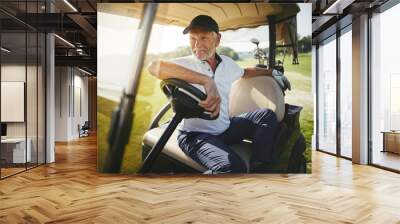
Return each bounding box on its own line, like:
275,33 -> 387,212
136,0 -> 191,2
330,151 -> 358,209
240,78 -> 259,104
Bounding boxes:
103,3 -> 158,173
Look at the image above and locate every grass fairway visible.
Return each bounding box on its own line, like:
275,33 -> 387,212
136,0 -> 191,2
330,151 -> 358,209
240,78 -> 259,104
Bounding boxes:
98,70 -> 173,173
98,53 -> 312,173
277,53 -> 312,78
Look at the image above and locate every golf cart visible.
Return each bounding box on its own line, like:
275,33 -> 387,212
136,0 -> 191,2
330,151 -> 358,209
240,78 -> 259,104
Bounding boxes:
102,3 -> 307,174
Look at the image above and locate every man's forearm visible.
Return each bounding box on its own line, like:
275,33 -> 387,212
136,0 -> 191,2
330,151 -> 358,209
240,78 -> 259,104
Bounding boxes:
147,60 -> 210,85
242,67 -> 273,79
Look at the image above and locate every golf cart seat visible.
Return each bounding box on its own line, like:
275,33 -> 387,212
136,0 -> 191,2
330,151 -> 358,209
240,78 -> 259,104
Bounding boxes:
143,125 -> 254,172
142,76 -> 286,173
229,76 -> 285,121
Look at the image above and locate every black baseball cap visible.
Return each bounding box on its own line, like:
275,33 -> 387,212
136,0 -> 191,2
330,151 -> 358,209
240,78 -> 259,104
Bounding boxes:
183,15 -> 219,34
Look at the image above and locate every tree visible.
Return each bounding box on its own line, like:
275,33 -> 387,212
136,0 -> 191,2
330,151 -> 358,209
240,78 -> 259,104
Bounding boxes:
298,36 -> 311,53
217,46 -> 239,60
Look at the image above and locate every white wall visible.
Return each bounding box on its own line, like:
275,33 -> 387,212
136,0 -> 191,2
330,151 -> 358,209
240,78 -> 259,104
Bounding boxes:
1,63 -> 46,164
1,66 -> 26,135
1,65 -> 41,138
55,66 -> 69,141
73,73 -> 89,137
55,67 -> 89,141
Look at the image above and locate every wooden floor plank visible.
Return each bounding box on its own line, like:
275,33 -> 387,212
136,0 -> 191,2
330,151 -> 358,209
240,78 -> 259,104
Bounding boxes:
0,134 -> 400,223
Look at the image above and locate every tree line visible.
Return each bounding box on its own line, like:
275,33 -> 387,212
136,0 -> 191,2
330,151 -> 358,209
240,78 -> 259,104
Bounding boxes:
145,35 -> 310,65
145,46 -> 240,65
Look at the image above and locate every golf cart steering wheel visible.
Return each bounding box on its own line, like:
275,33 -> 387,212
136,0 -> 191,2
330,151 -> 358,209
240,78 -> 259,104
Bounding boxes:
160,78 -> 218,120
139,78 -> 218,173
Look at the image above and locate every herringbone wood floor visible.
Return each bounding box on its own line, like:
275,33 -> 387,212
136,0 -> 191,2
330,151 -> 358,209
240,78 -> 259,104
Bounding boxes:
1,134 -> 400,223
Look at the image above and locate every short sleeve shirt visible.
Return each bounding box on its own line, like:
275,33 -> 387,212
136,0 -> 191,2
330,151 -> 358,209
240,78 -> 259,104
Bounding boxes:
170,54 -> 244,135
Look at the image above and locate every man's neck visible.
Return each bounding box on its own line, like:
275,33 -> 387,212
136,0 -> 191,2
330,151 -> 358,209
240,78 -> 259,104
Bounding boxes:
205,54 -> 219,73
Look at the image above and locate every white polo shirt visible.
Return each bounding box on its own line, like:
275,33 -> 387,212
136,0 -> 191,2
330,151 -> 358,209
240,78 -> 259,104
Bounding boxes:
170,54 -> 244,135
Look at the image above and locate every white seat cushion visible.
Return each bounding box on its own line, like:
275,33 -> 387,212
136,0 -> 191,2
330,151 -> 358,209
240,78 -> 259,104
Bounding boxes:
229,76 -> 285,122
143,124 -> 253,172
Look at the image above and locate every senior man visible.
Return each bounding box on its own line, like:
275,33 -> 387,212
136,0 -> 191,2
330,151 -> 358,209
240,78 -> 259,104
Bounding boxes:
147,15 -> 290,174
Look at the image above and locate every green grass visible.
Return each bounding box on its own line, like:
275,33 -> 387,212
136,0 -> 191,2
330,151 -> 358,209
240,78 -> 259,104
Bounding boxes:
281,54 -> 313,170
276,53 -> 312,78
97,70 -> 173,173
98,53 -> 313,173
97,96 -> 118,172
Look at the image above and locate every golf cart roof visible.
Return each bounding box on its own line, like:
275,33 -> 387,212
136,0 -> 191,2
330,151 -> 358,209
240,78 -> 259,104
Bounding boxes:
98,3 -> 299,41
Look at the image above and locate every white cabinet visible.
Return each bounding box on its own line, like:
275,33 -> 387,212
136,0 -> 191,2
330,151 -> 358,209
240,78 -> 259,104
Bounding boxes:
1,138 -> 32,163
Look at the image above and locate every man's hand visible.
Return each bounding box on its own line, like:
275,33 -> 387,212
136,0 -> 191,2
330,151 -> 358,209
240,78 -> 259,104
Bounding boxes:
147,60 -> 161,77
272,69 -> 291,92
147,60 -> 221,118
199,78 -> 221,118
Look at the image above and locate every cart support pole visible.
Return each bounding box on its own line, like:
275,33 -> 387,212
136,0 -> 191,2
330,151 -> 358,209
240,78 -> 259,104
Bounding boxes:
139,114 -> 183,173
103,3 -> 158,173
268,15 -> 276,69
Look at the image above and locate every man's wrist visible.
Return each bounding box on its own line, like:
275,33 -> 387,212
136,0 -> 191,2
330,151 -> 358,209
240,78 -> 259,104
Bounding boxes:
199,75 -> 212,85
